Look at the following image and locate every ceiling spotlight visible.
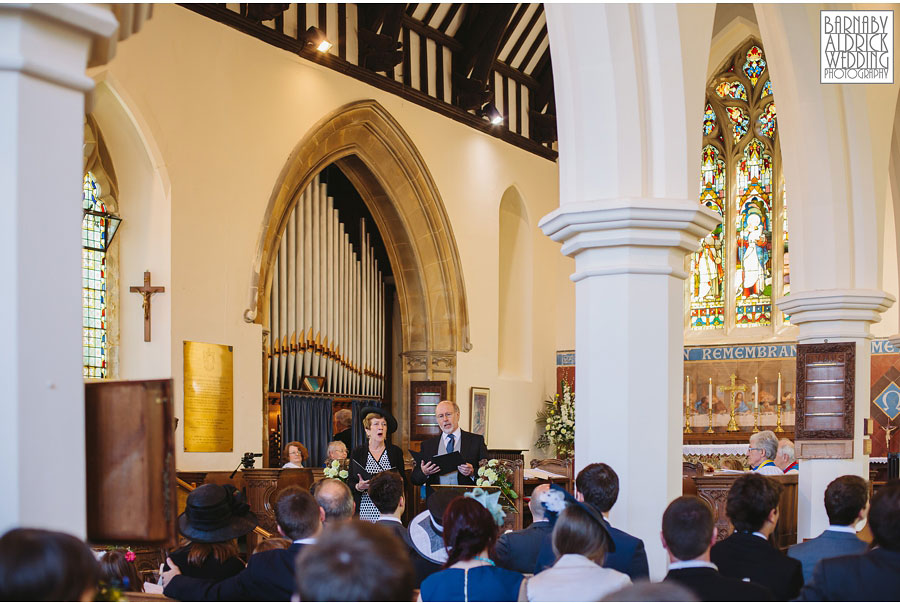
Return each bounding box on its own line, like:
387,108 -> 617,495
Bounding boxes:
304,26 -> 332,53
480,103 -> 504,126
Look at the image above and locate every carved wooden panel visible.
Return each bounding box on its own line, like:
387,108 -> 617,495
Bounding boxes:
796,342 -> 855,440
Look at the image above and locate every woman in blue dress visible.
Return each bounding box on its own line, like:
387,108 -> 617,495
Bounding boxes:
419,491 -> 524,602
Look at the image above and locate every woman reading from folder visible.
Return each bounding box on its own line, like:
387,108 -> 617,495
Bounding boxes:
349,406 -> 407,522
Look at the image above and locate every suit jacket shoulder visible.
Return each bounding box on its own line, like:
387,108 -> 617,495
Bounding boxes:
665,567 -> 774,602
788,530 -> 868,582
493,522 -> 552,573
712,533 -> 803,600
604,521 -> 650,580
797,548 -> 900,602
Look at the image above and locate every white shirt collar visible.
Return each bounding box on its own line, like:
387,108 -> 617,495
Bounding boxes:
752,532 -> 768,540
444,427 -> 462,446
826,525 -> 858,534
293,537 -> 316,545
668,560 -> 718,571
378,515 -> 403,524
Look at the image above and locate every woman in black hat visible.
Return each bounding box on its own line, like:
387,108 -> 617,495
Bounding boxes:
165,484 -> 258,581
349,406 -> 407,522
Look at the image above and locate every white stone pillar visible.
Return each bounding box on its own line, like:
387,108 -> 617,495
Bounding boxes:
0,4 -> 117,537
540,199 -> 719,577
778,289 -> 894,540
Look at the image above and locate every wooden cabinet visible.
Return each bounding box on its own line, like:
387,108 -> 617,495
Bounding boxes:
85,379 -> 176,545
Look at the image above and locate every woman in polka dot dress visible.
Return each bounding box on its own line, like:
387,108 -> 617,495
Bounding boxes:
349,406 -> 407,521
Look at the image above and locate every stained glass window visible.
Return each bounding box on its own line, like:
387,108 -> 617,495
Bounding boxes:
742,45 -> 767,86
83,171 -> 108,378
758,103 -> 776,138
690,41 -> 788,333
690,146 -> 726,329
715,81 -> 748,101
703,103 -> 717,136
725,106 -> 749,144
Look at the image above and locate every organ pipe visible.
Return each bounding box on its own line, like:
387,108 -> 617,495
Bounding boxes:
268,173 -> 387,397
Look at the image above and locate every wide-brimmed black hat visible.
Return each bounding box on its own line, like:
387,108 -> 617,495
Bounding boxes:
359,406 -> 398,435
178,484 -> 258,543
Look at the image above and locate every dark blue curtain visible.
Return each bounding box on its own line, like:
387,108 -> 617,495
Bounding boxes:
351,399 -> 383,450
282,394 -> 333,467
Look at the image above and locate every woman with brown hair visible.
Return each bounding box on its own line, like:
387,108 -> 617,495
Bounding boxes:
164,484 -> 258,581
348,406 -> 406,521
282,441 -> 309,468
99,549 -> 143,593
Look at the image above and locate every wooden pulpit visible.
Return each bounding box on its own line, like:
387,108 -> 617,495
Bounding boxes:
85,379 -> 176,545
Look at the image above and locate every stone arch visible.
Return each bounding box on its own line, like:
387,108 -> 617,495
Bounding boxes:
248,99 -> 471,417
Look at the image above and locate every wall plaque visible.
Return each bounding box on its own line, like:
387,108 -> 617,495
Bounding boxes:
184,341 -> 234,452
796,342 -> 855,458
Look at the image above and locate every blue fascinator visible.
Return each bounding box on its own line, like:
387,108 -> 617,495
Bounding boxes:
464,487 -> 506,526
537,483 -> 616,552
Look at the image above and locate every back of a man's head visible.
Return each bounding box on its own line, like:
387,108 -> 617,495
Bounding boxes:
869,480 -> 900,551
313,478 -> 355,523
529,484 -> 550,520
662,496 -> 714,561
275,486 -> 321,540
368,471 -> 403,515
824,475 -> 869,526
576,463 -> 619,512
295,521 -> 414,601
725,474 -> 782,533
0,528 -> 100,601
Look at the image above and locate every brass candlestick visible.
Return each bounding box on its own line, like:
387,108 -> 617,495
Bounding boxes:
684,399 -> 693,433
706,400 -> 715,433
752,405 -> 760,433
774,400 -> 785,433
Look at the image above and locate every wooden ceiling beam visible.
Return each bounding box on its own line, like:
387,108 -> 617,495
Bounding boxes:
502,4 -> 541,69
421,3 -> 440,26
517,25 -> 546,73
497,3 -> 529,58
437,3 -> 462,33
358,3 -> 405,73
401,14 -> 462,52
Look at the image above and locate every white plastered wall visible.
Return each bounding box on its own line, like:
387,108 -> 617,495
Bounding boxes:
97,4 -> 568,470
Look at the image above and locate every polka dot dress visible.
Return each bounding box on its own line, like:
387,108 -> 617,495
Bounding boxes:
359,449 -> 391,522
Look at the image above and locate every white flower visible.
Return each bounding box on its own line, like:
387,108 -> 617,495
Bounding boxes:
478,466 -> 485,477
331,460 -> 340,469
485,469 -> 497,481
488,459 -> 499,467
476,478 -> 484,487
339,470 -> 348,479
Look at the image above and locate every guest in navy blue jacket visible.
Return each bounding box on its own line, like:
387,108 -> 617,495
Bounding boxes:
535,463 -> 649,579
162,486 -> 323,601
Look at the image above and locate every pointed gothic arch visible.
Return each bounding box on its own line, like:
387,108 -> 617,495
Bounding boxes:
248,99 -> 471,441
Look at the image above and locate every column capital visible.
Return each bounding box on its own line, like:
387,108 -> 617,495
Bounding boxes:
539,198 -> 719,281
776,289 -> 895,340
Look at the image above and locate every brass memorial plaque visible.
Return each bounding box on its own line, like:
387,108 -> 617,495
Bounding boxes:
184,341 -> 234,452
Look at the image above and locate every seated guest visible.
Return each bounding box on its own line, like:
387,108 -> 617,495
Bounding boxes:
295,520 -> 414,602
788,475 -> 868,582
493,483 -> 553,573
333,408 -> 353,452
311,477 -> 355,524
525,486 -> 631,601
662,496 -> 773,601
748,430 -> 783,475
409,489 -> 458,568
0,528 -> 99,601
600,580 -> 698,602
282,440 -> 308,468
99,549 -> 144,593
324,440 -> 348,463
775,439 -> 798,473
252,538 -> 291,555
349,407 -> 407,522
710,474 -> 803,600
163,486 -> 322,601
721,459 -> 745,471
166,484 -> 255,581
419,491 -> 524,602
536,463 -> 649,579
368,471 -> 440,587
797,480 -> 900,601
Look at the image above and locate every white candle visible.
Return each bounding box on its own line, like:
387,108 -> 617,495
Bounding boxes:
708,378 -> 713,410
686,375 -> 690,408
754,376 -> 759,410
777,372 -> 782,405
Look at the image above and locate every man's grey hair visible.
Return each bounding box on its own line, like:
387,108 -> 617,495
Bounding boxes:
312,478 -> 355,522
439,400 -> 460,413
751,430 -> 779,461
335,409 -> 352,428
778,438 -> 795,462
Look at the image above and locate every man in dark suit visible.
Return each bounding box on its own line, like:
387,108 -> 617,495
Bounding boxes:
493,483 -> 553,573
162,486 -> 322,601
311,477 -> 355,524
797,480 -> 900,601
711,473 -> 803,600
662,495 -> 774,601
410,400 -> 488,496
368,470 -> 440,587
788,475 -> 869,582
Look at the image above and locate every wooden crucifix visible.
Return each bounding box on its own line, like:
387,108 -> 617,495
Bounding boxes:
130,271 -> 165,342
884,424 -> 898,454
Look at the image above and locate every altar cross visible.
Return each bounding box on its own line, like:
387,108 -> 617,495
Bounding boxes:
884,424 -> 898,453
720,373 -> 747,409
130,271 -> 165,342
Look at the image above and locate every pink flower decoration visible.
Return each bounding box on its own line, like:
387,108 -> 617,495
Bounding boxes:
124,550 -> 136,562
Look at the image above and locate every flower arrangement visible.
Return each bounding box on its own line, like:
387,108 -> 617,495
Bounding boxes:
323,459 -> 349,481
535,379 -> 575,458
476,459 -> 518,505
